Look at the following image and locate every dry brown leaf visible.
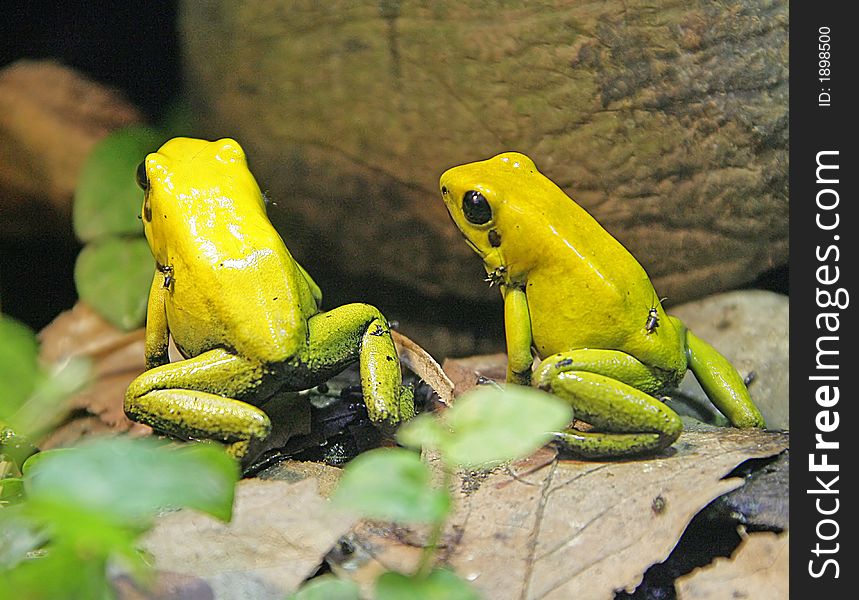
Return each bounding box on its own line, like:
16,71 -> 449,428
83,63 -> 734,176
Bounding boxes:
328,521 -> 426,599
675,531 -> 789,599
141,478 -> 356,599
441,353 -> 508,395
37,415 -> 137,451
257,458 -> 343,499
114,569 -> 216,600
37,302 -> 151,445
446,428 -> 788,600
393,330 -> 455,406
67,373 -> 145,430
39,301 -> 144,367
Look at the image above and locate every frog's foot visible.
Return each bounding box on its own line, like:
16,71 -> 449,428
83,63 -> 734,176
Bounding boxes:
552,430 -> 676,459
392,385 -> 416,425
125,348 -> 273,460
484,265 -> 507,287
534,349 -> 683,458
304,303 -> 415,426
671,317 -> 765,429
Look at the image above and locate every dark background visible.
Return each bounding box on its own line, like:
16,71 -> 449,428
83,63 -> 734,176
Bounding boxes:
1,1 -> 181,119
1,1 -> 180,330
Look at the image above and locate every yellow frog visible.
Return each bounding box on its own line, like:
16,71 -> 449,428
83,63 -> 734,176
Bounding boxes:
125,138 -> 414,460
439,152 -> 764,457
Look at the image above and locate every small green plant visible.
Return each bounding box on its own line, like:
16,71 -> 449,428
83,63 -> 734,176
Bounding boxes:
0,315 -> 90,476
1,438 -> 238,599
72,126 -> 166,330
0,315 -> 240,599
324,384 -> 573,599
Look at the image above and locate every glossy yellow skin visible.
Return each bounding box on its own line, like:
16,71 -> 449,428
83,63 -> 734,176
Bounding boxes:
440,152 -> 764,457
125,138 -> 413,460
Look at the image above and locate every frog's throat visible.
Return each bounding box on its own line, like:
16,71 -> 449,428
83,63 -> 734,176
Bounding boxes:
481,247 -> 505,276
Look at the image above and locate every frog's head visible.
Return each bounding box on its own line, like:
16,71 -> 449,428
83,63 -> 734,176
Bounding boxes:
136,137 -> 267,262
439,152 -> 561,278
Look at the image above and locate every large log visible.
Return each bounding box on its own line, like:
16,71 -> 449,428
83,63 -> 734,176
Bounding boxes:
180,0 -> 787,320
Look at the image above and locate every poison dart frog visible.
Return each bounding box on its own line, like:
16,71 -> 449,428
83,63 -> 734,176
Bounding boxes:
439,152 -> 764,457
125,138 -> 414,460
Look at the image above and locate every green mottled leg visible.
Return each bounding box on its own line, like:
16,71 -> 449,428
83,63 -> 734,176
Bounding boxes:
125,348 -> 272,458
503,286 -> 534,386
303,304 -> 414,426
679,321 -> 765,428
534,349 -> 682,458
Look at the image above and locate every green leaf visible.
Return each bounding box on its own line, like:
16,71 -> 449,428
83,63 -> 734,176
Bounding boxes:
289,575 -> 360,600
396,413 -> 450,453
20,447 -> 72,475
0,316 -> 41,419
438,385 -> 572,470
0,476 -> 25,505
74,237 -> 153,330
333,448 -> 450,524
73,125 -> 165,242
0,507 -> 46,569
1,538 -> 118,600
11,356 -> 91,438
1,439 -> 231,598
376,568 -> 481,600
24,437 -> 239,527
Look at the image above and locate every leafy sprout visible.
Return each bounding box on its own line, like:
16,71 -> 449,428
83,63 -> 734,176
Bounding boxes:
331,384 -> 571,597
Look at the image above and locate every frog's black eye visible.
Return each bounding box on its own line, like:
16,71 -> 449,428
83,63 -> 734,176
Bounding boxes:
462,190 -> 492,225
135,161 -> 149,191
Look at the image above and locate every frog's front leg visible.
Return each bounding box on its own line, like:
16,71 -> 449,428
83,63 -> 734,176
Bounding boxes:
533,350 -> 683,458
143,269 -> 170,369
300,303 -> 415,426
503,285 -> 536,386
125,349 -> 272,459
671,317 -> 765,428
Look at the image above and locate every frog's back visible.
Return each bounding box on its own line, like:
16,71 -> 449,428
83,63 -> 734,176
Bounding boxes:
486,156 -> 686,373
144,138 -> 318,363
167,219 -> 317,362
526,254 -> 686,375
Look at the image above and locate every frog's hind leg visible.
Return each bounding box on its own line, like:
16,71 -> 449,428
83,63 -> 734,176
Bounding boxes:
674,317 -> 766,428
125,348 -> 272,459
533,349 -> 682,458
303,304 -> 415,426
